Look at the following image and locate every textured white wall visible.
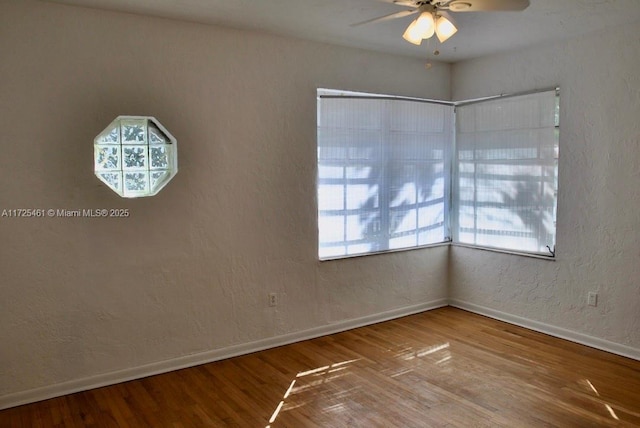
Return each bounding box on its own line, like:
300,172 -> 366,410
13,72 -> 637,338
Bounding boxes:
450,22 -> 640,350
0,1 -> 450,400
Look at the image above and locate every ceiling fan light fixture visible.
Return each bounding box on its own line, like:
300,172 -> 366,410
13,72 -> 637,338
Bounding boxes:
414,11 -> 435,39
402,11 -> 435,45
402,19 -> 423,45
435,13 -> 457,43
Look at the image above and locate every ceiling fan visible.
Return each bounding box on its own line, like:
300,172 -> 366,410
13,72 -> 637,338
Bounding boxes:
353,0 -> 530,45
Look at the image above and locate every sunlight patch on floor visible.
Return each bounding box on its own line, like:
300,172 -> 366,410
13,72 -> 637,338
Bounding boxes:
582,378 -> 621,421
265,359 -> 360,427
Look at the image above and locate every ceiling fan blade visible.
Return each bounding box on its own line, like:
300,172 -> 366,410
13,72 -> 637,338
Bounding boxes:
376,0 -> 418,6
350,9 -> 419,27
447,0 -> 530,12
392,0 -> 418,6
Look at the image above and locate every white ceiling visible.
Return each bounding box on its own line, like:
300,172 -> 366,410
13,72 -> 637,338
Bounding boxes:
46,0 -> 640,62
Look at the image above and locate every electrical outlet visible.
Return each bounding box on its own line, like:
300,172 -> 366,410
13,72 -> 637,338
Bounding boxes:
269,293 -> 278,307
587,292 -> 598,307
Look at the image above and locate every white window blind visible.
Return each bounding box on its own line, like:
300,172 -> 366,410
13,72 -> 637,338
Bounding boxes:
317,94 -> 452,259
453,90 -> 559,255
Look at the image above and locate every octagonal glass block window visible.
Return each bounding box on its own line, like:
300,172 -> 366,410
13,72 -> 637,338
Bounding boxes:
94,116 -> 177,198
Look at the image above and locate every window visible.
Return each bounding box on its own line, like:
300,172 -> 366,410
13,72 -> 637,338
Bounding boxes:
317,88 -> 559,260
317,91 -> 452,259
94,116 -> 178,198
453,90 -> 559,255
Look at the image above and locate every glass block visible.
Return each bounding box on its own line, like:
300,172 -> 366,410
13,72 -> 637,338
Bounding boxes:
98,172 -> 122,193
121,119 -> 147,144
148,123 -> 169,144
150,170 -> 170,192
122,145 -> 147,170
95,124 -> 119,144
149,145 -> 170,169
94,145 -> 120,171
124,172 -> 150,195
94,116 -> 177,198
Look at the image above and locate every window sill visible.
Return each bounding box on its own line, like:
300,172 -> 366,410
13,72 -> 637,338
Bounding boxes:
451,243 -> 556,261
319,240 -> 451,262
319,241 -> 556,262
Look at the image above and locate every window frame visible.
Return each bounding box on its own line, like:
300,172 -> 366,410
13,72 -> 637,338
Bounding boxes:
317,91 -> 453,260
316,87 -> 559,261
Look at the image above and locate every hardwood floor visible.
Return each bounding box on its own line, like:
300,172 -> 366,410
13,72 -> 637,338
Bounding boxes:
2,307 -> 640,427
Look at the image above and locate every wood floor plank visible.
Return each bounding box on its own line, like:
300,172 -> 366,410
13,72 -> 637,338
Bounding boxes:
2,307 -> 639,427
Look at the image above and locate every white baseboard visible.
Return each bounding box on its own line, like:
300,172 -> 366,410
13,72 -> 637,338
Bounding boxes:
0,299 -> 448,411
449,299 -> 640,361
